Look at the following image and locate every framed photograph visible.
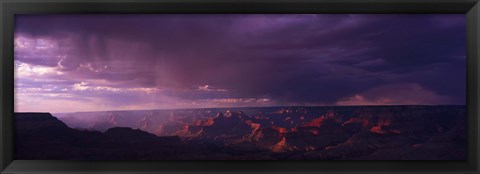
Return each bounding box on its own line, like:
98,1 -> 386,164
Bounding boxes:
1,0 -> 479,173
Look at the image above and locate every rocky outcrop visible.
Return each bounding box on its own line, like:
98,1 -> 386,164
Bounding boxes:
19,105 -> 467,160
15,113 -> 187,160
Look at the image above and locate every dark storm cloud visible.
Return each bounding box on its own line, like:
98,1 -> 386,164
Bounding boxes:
14,14 -> 466,108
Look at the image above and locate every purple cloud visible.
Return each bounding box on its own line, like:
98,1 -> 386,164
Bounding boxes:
13,14 -> 466,112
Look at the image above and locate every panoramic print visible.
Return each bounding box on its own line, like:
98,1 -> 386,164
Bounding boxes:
14,14 -> 466,160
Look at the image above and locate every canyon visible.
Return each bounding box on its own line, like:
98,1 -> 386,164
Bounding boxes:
15,105 -> 466,160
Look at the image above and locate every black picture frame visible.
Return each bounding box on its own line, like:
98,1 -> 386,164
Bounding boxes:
1,0 -> 479,173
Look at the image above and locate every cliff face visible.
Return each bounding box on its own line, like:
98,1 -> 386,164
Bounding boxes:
15,105 -> 467,160
15,113 -> 186,160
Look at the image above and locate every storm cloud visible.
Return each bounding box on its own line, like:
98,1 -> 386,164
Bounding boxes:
14,14 -> 466,112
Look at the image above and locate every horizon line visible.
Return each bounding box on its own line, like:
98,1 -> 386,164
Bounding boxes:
15,104 -> 467,114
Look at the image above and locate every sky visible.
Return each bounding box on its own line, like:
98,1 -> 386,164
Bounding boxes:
14,14 -> 466,113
